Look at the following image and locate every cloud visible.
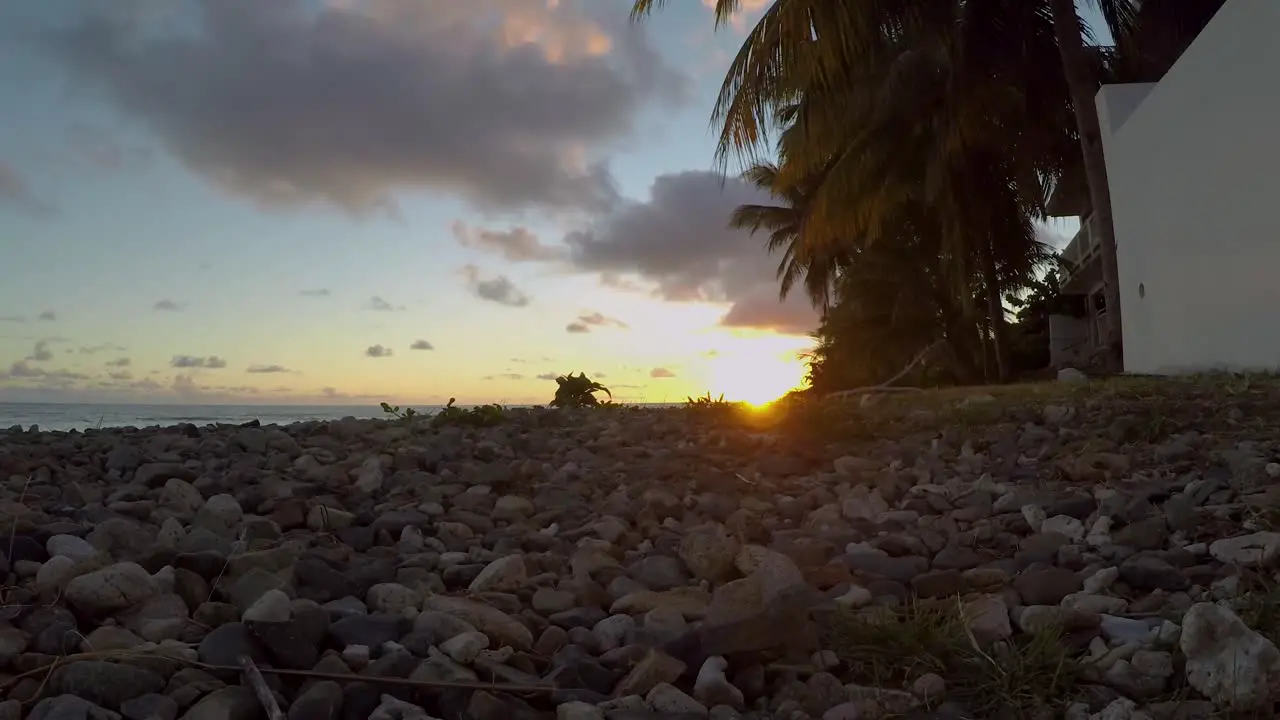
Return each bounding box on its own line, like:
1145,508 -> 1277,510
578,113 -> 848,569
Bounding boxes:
559,171 -> 820,335
460,265 -> 530,307
247,364 -> 291,374
1,361 -> 87,381
565,311 -> 628,333
0,316 -> 26,324
485,373 -> 525,381
365,344 -> 393,358
153,299 -> 188,312
37,310 -> 56,321
170,355 -> 227,369
40,0 -> 686,215
299,288 -> 331,297
363,296 -> 404,312
80,342 -> 127,354
452,220 -> 566,262
108,370 -> 133,381
535,372 -> 558,380
106,357 -> 131,367
26,341 -> 53,362
650,367 -> 676,378
0,160 -> 55,218
410,339 -> 434,351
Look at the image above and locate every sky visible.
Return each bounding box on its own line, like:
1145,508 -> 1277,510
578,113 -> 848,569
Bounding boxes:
0,0 -> 1095,408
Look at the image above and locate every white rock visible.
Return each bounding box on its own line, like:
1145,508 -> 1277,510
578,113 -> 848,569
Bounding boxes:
1058,367 -> 1087,383
1208,532 -> 1280,567
439,631 -> 489,664
834,584 -> 873,609
1041,515 -> 1085,542
1181,601 -> 1280,711
1085,516 -> 1113,547
64,562 -> 159,615
354,456 -> 385,493
35,555 -> 78,596
693,656 -> 743,709
556,701 -> 604,720
306,505 -> 356,532
467,555 -> 528,593
1021,505 -> 1046,533
1083,567 -> 1119,594
342,645 -> 371,670
911,672 -> 946,699
366,583 -> 421,617
368,693 -> 438,720
243,589 -> 292,623
159,478 -> 204,514
962,595 -> 1011,645
45,534 -> 98,562
193,494 -> 243,537
646,683 -> 707,716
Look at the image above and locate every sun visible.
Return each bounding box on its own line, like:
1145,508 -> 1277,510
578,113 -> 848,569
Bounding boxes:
706,351 -> 805,407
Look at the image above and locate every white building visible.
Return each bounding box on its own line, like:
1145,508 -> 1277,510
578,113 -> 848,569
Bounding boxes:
1048,0 -> 1275,374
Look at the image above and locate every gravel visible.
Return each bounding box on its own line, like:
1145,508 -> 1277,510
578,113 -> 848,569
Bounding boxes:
2,376 -> 1280,719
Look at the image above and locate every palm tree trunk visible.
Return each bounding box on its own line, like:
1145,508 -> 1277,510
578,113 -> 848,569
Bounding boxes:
1051,0 -> 1124,372
980,240 -> 1010,383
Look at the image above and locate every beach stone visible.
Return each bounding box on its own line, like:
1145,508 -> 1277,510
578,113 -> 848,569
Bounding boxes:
64,562 -> 159,615
1181,601 -> 1280,710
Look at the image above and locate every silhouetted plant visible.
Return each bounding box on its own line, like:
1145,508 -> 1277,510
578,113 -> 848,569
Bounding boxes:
550,372 -> 612,408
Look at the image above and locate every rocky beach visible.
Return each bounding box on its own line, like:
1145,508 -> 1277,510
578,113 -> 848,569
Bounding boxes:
3,376 -> 1280,720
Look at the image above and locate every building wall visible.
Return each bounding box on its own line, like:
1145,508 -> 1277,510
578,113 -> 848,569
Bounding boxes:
1098,0 -> 1280,374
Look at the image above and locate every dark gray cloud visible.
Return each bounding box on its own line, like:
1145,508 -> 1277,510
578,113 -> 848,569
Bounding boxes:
38,0 -> 685,215
170,355 -> 227,369
0,160 -> 54,218
461,265 -> 530,307
108,370 -> 133,381
559,171 -> 819,335
247,364 -> 290,374
364,296 -> 404,312
650,367 -> 676,378
299,288 -> 331,297
37,310 -> 56,321
410,340 -> 434,351
153,299 -> 188,312
1,361 -> 87,381
0,316 -> 26,324
365,344 -> 392,358
565,311 -> 628,333
105,356 -> 131,367
80,342 -> 127,355
26,340 -> 53,362
452,221 -> 566,262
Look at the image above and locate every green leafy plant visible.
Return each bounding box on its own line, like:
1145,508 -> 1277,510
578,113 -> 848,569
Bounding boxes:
431,398 -> 507,428
379,402 -> 419,420
550,372 -> 612,408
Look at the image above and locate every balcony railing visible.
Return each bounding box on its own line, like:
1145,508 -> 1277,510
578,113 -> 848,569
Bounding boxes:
1060,214 -> 1101,279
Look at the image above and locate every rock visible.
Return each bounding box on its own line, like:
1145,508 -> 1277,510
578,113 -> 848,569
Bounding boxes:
1208,532 -> 1280,566
693,656 -> 743,709
962,595 -> 1011,646
678,524 -> 740,583
47,661 -> 165,710
468,555 -> 528,593
1181,601 -> 1280,711
64,562 -> 159,615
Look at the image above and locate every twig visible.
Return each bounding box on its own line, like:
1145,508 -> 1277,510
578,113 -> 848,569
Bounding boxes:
824,340 -> 944,401
1,648 -> 558,700
240,655 -> 286,720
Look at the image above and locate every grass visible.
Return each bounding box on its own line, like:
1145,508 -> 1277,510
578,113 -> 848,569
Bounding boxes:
822,599 -> 1079,718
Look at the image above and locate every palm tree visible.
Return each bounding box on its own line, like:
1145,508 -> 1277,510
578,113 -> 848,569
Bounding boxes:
730,160 -> 846,312
632,0 -> 1224,373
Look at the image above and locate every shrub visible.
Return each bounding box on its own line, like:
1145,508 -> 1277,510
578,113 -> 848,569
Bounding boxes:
550,372 -> 612,408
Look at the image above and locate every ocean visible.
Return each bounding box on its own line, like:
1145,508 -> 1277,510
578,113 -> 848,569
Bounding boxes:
0,402 -> 444,432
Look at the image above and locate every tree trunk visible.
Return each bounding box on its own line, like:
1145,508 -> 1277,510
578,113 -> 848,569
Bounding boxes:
1051,0 -> 1124,372
980,239 -> 1010,383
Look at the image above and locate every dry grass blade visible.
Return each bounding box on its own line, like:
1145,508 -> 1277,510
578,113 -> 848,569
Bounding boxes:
240,655 -> 286,720
0,647 -> 559,703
